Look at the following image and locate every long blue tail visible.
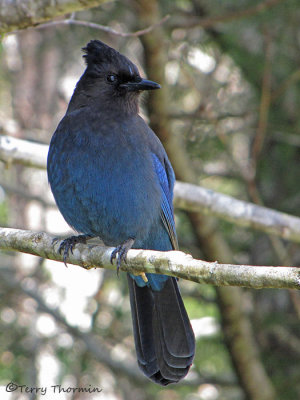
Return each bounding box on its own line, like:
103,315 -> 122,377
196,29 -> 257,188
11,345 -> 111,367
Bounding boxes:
127,274 -> 195,385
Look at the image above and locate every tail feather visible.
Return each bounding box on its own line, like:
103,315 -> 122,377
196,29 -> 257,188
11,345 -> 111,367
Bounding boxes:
127,276 -> 158,376
154,329 -> 191,382
153,278 -> 195,363
127,274 -> 195,385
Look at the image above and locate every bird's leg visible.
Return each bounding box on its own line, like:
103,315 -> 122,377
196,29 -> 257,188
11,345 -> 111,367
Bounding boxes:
110,238 -> 135,275
53,234 -> 92,266
110,238 -> 148,282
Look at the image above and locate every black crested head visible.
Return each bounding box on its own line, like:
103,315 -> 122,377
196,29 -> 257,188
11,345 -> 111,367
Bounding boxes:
82,40 -> 137,77
82,40 -> 116,64
67,40 -> 160,115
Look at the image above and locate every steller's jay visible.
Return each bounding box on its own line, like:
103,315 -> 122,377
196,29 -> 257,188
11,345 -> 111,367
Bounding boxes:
47,40 -> 195,385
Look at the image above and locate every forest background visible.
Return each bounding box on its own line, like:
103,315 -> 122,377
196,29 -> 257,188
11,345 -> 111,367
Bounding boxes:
0,1 -> 299,399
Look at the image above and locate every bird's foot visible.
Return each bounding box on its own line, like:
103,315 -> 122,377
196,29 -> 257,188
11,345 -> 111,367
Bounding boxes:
53,234 -> 92,266
110,238 -> 135,275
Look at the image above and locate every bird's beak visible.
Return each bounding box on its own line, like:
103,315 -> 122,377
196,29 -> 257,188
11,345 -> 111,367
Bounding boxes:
120,78 -> 161,92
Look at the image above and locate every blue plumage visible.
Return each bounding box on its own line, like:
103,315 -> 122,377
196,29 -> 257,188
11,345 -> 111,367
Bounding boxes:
47,40 -> 195,385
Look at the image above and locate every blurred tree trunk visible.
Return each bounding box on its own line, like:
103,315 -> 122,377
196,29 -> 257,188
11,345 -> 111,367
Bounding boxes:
135,1 -> 276,399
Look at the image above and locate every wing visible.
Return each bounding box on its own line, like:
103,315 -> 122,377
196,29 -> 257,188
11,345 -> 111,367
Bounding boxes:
152,153 -> 178,250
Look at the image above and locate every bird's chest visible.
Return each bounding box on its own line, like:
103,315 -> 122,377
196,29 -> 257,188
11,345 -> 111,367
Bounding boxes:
49,128 -> 161,243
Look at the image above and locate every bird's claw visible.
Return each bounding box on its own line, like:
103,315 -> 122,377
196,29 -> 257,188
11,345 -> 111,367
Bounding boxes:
111,245 -> 126,275
53,234 -> 90,266
110,238 -> 135,276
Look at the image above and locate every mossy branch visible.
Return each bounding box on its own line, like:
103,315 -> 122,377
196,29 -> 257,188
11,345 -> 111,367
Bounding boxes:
1,227 -> 299,290
0,0 -> 107,35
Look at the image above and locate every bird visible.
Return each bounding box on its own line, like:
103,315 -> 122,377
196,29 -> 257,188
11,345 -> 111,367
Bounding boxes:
47,40 -> 195,385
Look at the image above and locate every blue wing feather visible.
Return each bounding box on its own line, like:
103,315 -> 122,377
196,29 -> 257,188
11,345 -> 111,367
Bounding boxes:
152,153 -> 178,250
132,154 -> 177,290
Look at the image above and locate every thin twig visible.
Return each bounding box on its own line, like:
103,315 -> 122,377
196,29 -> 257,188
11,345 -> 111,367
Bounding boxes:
24,15 -> 170,37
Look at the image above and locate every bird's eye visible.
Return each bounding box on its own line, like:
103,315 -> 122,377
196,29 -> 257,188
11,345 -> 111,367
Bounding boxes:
107,74 -> 117,83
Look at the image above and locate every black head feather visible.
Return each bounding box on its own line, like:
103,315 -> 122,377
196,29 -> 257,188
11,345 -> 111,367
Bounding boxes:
82,40 -> 139,79
82,40 -> 120,65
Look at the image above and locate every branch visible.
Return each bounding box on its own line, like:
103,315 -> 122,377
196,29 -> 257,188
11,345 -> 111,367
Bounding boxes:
32,15 -> 170,37
0,135 -> 47,169
174,182 -> 300,244
1,135 -> 300,244
0,227 -> 299,290
0,0 -> 107,35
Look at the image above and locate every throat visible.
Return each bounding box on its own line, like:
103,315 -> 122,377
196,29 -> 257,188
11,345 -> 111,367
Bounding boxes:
119,94 -> 139,115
